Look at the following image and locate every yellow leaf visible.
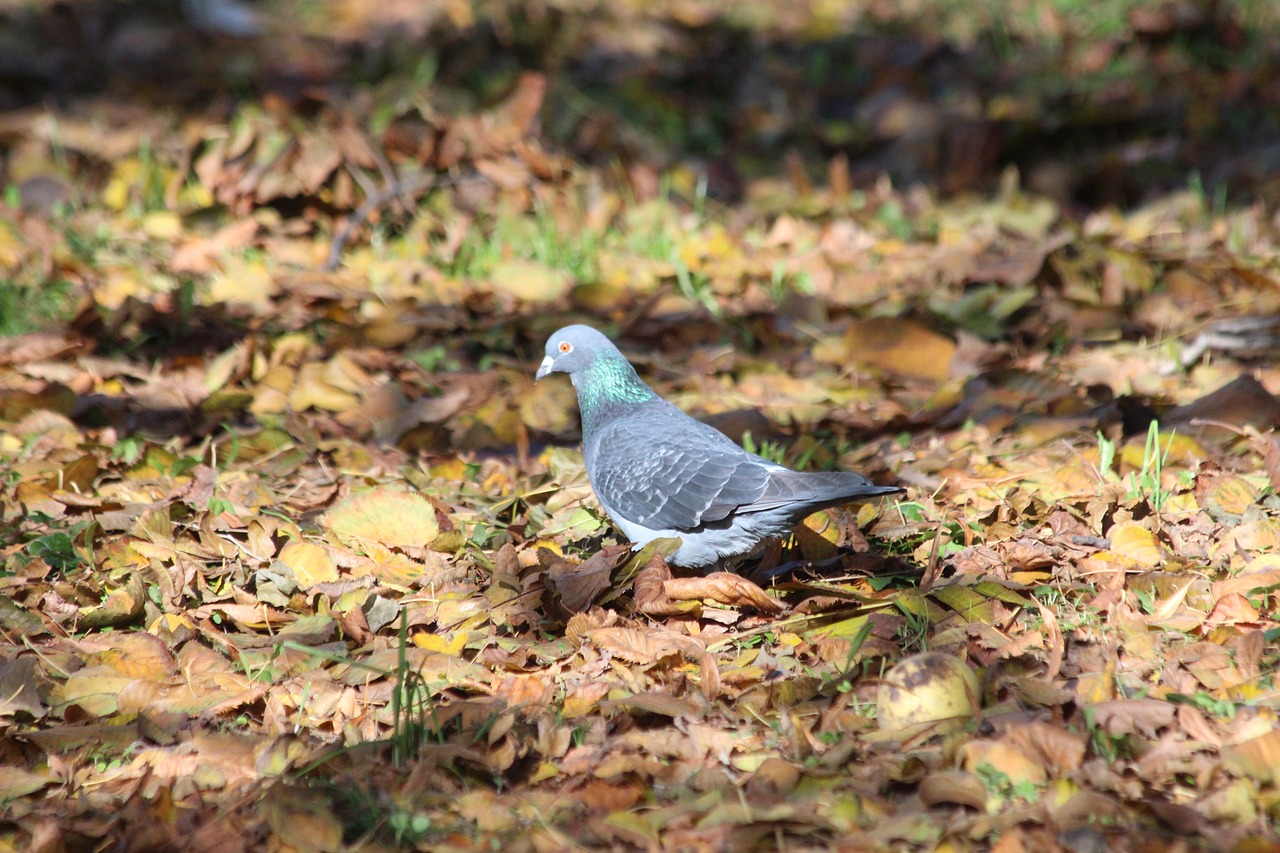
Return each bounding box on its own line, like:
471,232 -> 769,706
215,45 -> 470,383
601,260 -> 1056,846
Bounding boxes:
413,630 -> 469,655
1206,475 -> 1260,516
528,761 -> 559,784
142,211 -> 182,239
277,541 -> 338,588
488,260 -> 571,303
91,633 -> 176,679
289,362 -> 360,412
855,502 -> 883,526
430,457 -> 470,481
148,613 -> 196,636
322,487 -> 439,549
1109,522 -> 1161,567
517,375 -> 577,434
205,256 -> 277,309
562,691 -> 601,719
102,160 -> 140,210
816,318 -> 957,381
349,545 -> 429,586
0,222 -> 27,268
96,269 -> 145,310
960,740 -> 1047,786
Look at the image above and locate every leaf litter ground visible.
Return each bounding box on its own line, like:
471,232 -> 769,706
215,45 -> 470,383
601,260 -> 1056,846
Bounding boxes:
2,2 -> 1280,851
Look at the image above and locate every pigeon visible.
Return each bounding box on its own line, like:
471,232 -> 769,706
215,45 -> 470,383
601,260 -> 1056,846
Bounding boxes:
535,325 -> 904,569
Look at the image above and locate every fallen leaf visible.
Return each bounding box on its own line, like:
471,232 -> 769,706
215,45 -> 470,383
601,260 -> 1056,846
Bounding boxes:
663,572 -> 785,615
322,488 -> 440,549
275,541 -> 339,588
489,260 -> 571,303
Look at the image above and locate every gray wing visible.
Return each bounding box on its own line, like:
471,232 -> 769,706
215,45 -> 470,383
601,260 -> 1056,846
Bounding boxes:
748,470 -> 904,513
589,409 -> 770,531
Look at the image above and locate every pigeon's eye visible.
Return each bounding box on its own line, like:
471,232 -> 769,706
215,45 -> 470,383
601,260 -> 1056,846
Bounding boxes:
558,341 -> 573,354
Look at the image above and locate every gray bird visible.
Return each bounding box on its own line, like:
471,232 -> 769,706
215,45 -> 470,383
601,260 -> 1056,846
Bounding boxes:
535,325 -> 904,569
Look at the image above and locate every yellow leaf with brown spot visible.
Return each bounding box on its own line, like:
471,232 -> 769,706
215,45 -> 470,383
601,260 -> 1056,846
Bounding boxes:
1205,474 -> 1260,517
413,631 -> 469,655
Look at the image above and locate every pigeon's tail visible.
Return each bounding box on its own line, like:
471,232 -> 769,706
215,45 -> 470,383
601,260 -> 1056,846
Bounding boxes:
753,470 -> 904,515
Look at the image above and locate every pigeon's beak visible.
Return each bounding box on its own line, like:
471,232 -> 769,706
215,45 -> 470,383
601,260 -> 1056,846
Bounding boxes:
535,355 -> 555,381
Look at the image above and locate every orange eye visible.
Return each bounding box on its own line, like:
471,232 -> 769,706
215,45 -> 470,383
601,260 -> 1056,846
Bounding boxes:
558,341 -> 572,353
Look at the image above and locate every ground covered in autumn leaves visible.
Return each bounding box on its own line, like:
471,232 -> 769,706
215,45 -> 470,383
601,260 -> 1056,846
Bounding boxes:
2,1 -> 1280,851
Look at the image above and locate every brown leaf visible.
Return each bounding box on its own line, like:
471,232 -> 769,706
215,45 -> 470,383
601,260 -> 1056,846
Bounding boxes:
171,218 -> 259,274
72,632 -> 176,679
1169,374 -> 1280,436
492,72 -> 547,140
918,770 -> 988,810
565,608 -> 618,645
1222,728 -> 1280,785
632,550 -> 690,617
744,757 -> 801,799
261,785 -> 344,852
0,767 -> 56,803
0,655 -> 45,720
547,544 -> 632,615
1087,698 -> 1176,737
78,572 -> 146,629
291,134 -> 343,194
1004,721 -> 1085,774
689,655 -> 717,708
583,627 -> 702,664
662,572 -> 785,615
601,693 -> 698,718
1204,591 -> 1261,626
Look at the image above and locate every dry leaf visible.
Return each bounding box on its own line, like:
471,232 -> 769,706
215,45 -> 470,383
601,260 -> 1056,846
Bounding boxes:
322,488 -> 440,549
662,572 -> 785,615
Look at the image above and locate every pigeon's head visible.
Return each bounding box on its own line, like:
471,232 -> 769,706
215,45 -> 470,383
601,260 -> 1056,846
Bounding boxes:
535,325 -> 615,380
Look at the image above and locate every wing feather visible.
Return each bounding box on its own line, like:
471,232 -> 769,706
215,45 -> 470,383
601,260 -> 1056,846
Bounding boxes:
588,406 -> 769,531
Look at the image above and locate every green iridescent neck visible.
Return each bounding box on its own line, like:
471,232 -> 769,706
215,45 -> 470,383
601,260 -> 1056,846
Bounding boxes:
574,350 -> 657,415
